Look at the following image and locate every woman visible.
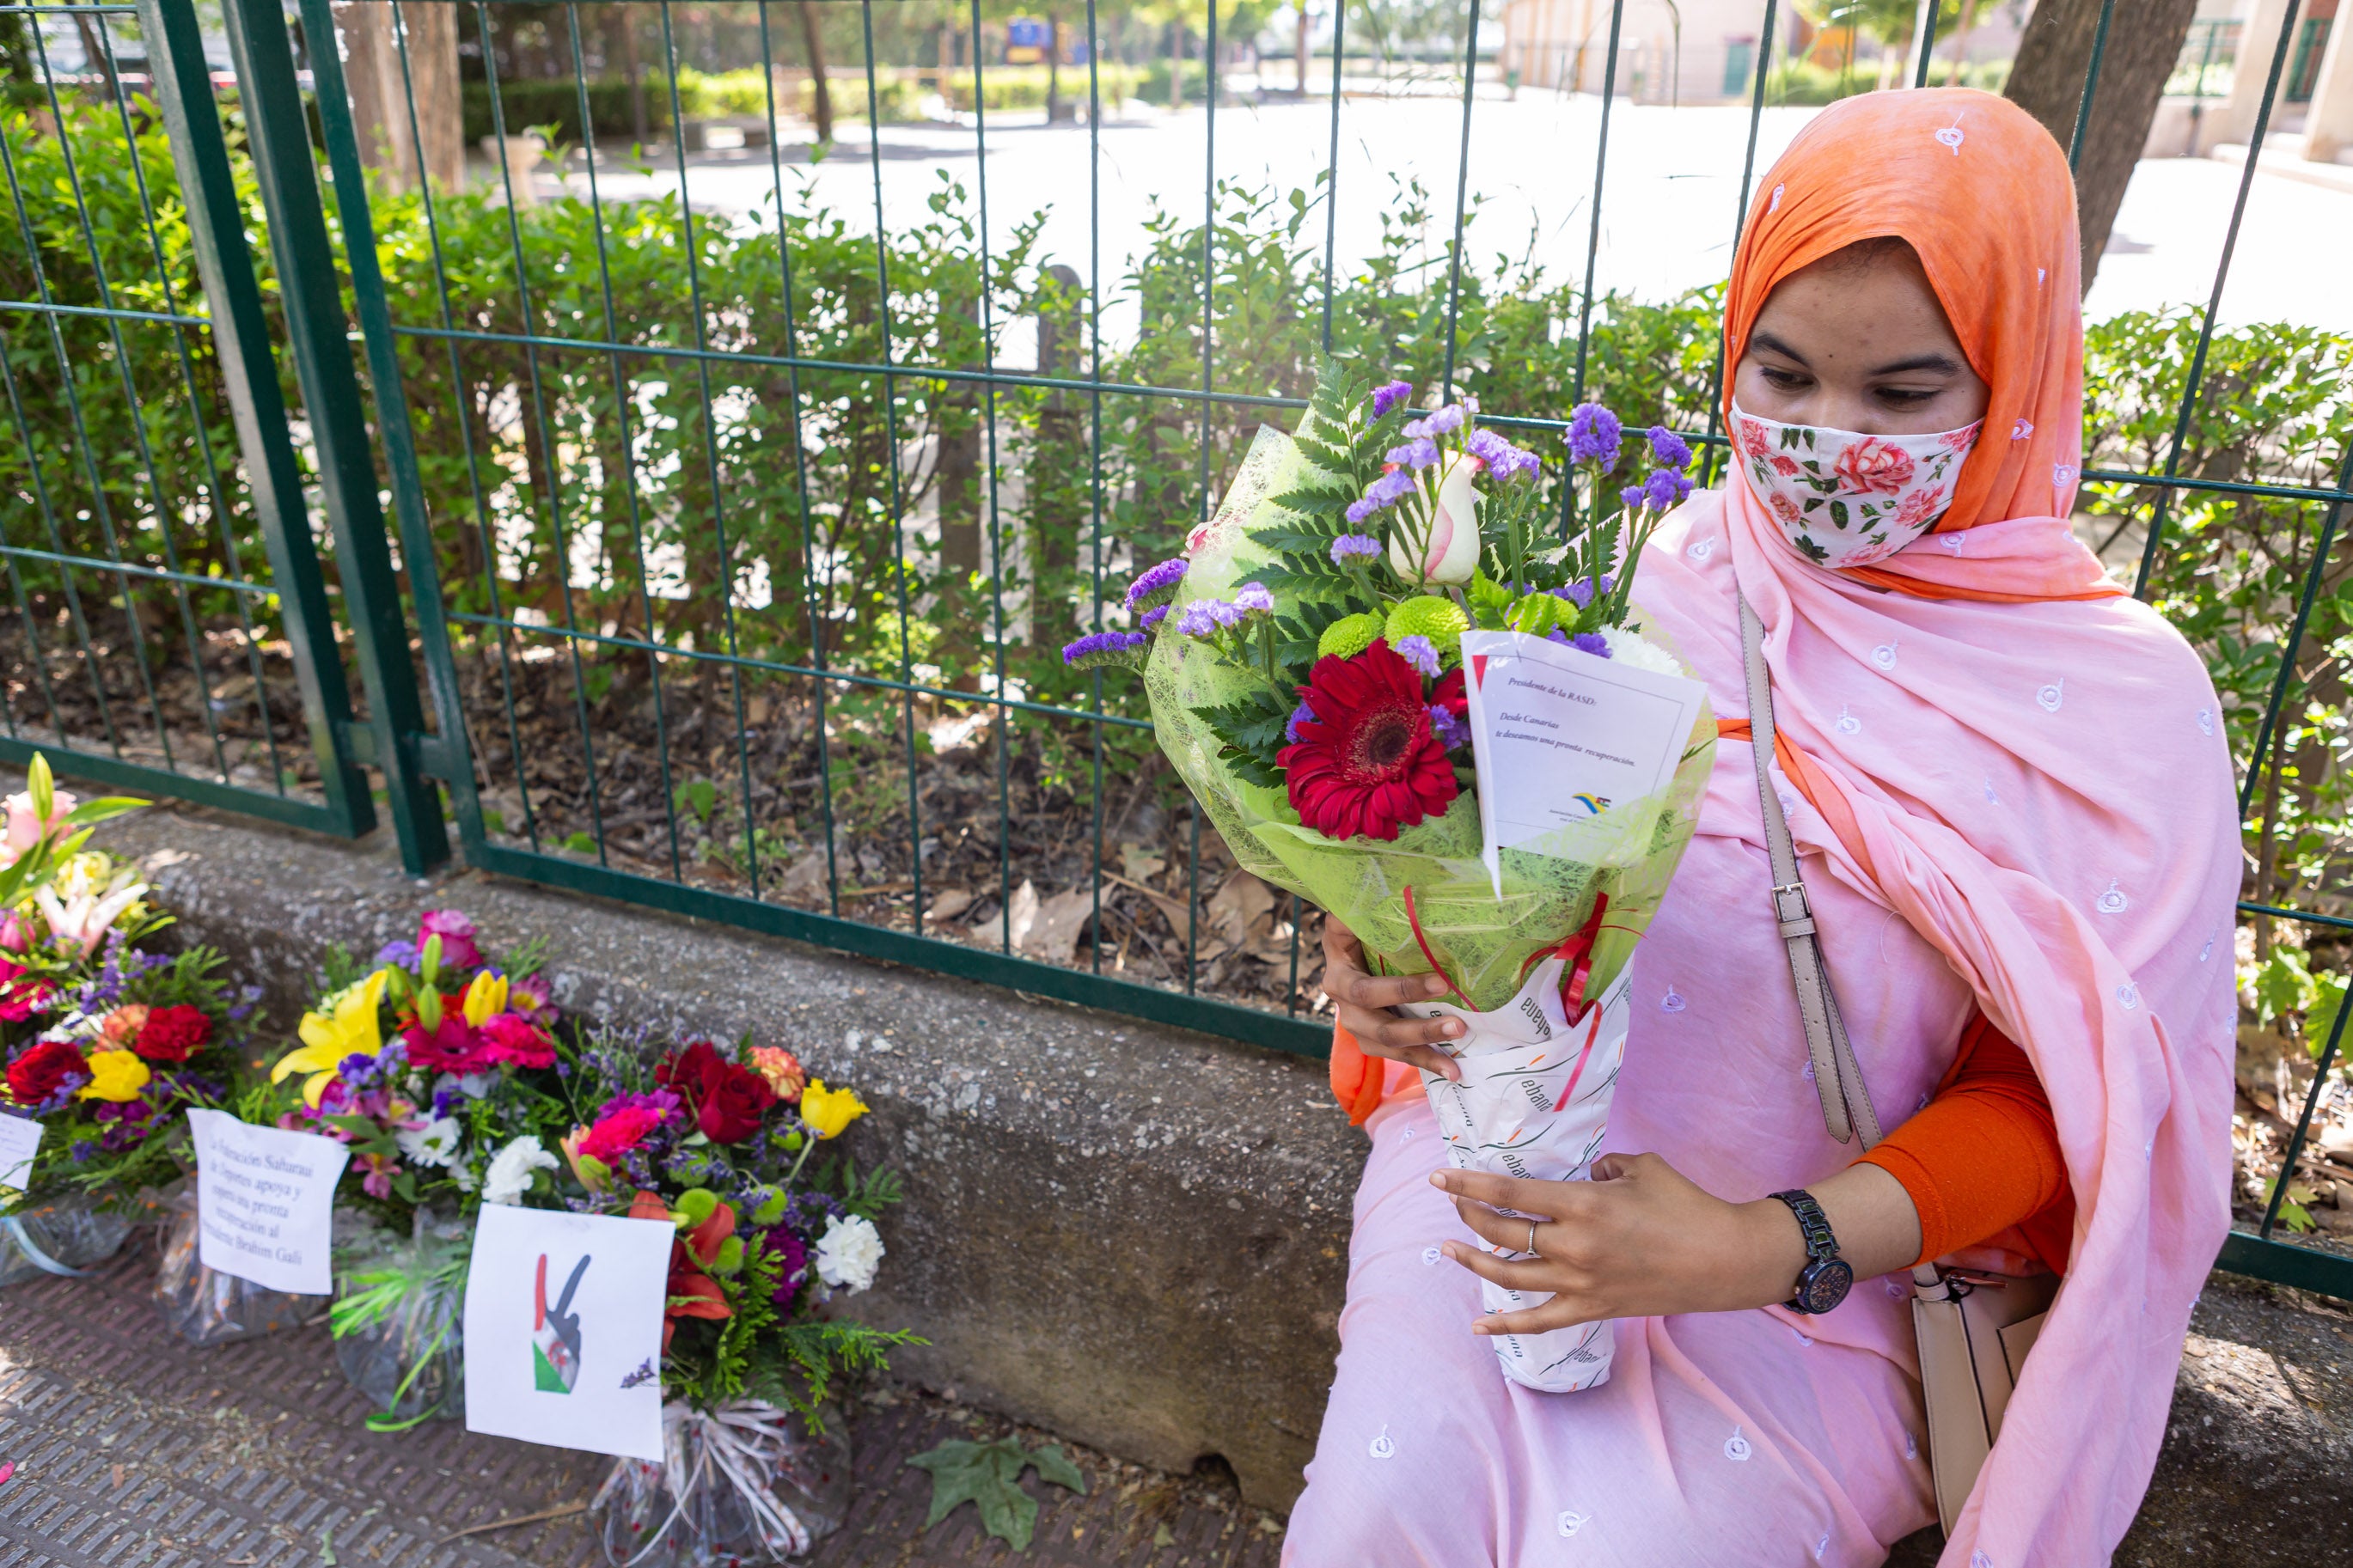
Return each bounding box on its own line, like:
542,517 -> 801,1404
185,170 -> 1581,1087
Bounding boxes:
1282,90 -> 2240,1566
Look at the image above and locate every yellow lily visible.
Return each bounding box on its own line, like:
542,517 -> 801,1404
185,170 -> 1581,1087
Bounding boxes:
799,1079 -> 869,1140
76,1049 -> 150,1102
272,967 -> 392,1108
461,969 -> 508,1028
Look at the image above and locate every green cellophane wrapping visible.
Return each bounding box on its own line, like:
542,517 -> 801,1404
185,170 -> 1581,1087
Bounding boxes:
1144,425 -> 1715,1013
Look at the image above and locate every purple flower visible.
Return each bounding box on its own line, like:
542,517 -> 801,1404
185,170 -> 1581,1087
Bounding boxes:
1174,599 -> 1246,638
1285,700 -> 1317,743
1643,467 -> 1696,510
1140,604 -> 1168,631
1403,405 -> 1467,439
1427,705 -> 1468,751
1232,581 -> 1277,613
1394,635 -> 1441,679
1124,557 -> 1189,613
1566,403 -> 1624,466
1371,380 -> 1413,418
1574,631 -> 1610,658
1647,425 -> 1693,472
1329,534 -> 1382,564
1620,486 -> 1648,514
1466,428 -> 1539,481
1385,438 -> 1440,470
1556,574 -> 1613,610
1061,629 -> 1149,668
1346,468 -> 1416,524
374,939 -> 419,969
762,1225 -> 810,1310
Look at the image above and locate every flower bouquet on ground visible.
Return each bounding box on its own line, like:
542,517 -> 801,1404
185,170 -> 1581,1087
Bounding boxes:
1066,367 -> 1715,1393
248,909 -> 565,1403
0,756 -> 218,1286
557,1026 -> 914,1565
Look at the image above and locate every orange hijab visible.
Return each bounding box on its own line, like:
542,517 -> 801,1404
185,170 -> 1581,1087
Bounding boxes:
1720,88 -> 2119,604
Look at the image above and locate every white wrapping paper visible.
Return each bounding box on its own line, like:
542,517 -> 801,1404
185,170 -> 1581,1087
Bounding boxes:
1403,955 -> 1634,1393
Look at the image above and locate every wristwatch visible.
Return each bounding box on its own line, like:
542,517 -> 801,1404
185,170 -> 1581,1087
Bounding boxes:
1769,1189 -> 1853,1315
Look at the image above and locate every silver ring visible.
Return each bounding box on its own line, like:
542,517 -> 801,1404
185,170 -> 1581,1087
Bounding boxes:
1525,1220 -> 1540,1257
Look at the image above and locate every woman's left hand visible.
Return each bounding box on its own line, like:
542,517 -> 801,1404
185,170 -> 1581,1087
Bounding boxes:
1433,1155 -> 1843,1333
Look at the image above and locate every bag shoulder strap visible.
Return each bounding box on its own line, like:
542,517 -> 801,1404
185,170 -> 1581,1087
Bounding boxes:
1737,589 -> 1883,1150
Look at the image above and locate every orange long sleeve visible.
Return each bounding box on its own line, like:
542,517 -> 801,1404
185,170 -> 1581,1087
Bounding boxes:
1858,1012 -> 2075,1274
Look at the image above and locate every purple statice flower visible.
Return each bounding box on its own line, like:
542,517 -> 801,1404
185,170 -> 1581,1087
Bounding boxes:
1173,599 -> 1246,638
1061,629 -> 1149,668
1124,557 -> 1189,613
1403,404 -> 1468,439
1346,468 -> 1418,524
1427,705 -> 1468,751
1232,582 -> 1277,614
226,983 -> 263,1023
1465,428 -> 1540,481
1329,534 -> 1382,565
1574,631 -> 1611,657
1566,403 -> 1624,466
1620,485 -> 1648,514
1139,604 -> 1169,631
375,938 -> 420,970
70,1139 -> 95,1163
1370,380 -> 1413,418
1643,467 -> 1696,510
1385,437 -> 1440,470
1394,635 -> 1441,679
1647,425 -> 1693,472
1555,574 -> 1613,610
1285,700 -> 1317,744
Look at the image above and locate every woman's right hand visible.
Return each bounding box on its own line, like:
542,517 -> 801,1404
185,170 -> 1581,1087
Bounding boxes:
1322,916 -> 1467,1083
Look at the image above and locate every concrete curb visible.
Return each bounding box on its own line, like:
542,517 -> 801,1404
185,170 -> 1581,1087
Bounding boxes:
91,802 -> 1356,1510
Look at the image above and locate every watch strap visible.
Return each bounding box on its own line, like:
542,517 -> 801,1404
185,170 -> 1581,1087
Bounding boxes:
1769,1187 -> 1839,1265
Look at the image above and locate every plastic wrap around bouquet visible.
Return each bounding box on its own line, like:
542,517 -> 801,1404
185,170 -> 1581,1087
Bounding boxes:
594,1401 -> 852,1566
1068,368 -> 1714,1393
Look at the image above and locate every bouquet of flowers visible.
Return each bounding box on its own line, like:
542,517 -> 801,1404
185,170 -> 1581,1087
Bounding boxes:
248,909 -> 565,1400
557,1025 -> 911,1565
1066,367 -> 1715,1393
0,756 -> 201,1285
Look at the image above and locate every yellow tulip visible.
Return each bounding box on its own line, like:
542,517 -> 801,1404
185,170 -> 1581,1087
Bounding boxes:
461,970 -> 508,1028
799,1079 -> 869,1140
271,967 -> 392,1107
76,1049 -> 150,1103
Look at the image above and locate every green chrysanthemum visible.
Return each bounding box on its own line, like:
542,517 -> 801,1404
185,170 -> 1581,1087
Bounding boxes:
1384,595 -> 1470,651
1316,612 -> 1385,661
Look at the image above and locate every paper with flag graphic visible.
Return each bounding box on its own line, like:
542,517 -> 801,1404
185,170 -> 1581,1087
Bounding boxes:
1458,630 -> 1708,898
463,1202 -> 671,1460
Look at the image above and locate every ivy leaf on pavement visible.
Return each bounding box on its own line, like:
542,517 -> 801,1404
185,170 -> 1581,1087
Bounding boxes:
906,1436 -> 1088,1552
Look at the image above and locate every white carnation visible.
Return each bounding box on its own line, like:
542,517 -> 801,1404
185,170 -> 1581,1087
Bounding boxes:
813,1212 -> 885,1294
481,1134 -> 557,1205
1598,625 -> 1684,677
395,1116 -> 462,1169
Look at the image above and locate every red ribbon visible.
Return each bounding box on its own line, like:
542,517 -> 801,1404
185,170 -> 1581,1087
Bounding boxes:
1518,891 -> 1612,1024
1400,885 -> 1476,1011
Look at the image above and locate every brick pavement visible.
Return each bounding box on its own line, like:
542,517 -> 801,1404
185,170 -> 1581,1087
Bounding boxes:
0,1236 -> 1284,1568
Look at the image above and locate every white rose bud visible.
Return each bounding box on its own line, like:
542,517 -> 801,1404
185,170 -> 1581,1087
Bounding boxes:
1388,454 -> 1483,586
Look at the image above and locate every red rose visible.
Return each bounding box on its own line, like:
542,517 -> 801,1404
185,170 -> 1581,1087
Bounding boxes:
1830,436 -> 1915,496
133,1004 -> 212,1064
1769,454 -> 1800,477
657,1040 -> 776,1144
6,1039 -> 89,1105
1737,417 -> 1773,460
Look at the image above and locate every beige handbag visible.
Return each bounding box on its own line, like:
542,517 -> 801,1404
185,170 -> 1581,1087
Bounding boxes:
1737,591 -> 2057,1536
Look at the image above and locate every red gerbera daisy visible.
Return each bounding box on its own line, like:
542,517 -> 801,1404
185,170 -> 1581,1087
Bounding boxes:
1279,639 -> 1459,842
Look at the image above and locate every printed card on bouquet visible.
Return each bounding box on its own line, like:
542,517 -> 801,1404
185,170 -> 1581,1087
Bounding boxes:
1458,630 -> 1708,894
187,1108 -> 350,1294
0,1111 -> 39,1200
462,1202 -> 672,1461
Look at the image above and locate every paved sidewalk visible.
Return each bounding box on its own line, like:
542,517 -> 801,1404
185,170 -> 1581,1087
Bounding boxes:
0,1238 -> 1284,1568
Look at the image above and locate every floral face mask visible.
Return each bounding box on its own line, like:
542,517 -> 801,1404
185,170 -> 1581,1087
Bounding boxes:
1732,405 -> 1982,568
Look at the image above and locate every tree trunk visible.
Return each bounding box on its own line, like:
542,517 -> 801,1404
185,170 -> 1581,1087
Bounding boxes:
796,0 -> 834,145
2004,0 -> 2200,291
331,2 -> 461,192
604,3 -> 648,144
70,3 -> 116,98
1047,10 -> 1063,122
1297,3 -> 1311,93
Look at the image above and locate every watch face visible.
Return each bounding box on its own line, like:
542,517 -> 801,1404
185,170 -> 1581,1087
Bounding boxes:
1795,1259 -> 1854,1315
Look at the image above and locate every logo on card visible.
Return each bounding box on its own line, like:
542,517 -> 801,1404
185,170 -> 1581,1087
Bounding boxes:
532,1253 -> 590,1394
1568,793 -> 1610,815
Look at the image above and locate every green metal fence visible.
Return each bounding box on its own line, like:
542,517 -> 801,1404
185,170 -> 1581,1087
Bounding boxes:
4,0 -> 2350,1298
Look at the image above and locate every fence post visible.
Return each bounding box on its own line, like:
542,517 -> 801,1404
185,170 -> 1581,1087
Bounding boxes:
208,0 -> 452,873
131,0 -> 379,839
